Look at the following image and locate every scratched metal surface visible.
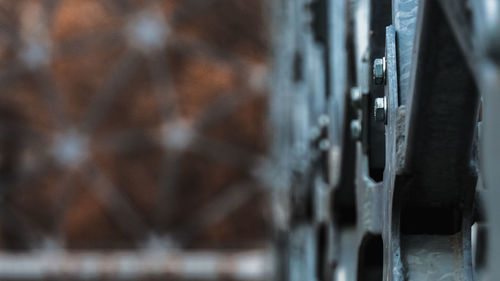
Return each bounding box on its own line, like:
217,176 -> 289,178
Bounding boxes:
392,0 -> 418,105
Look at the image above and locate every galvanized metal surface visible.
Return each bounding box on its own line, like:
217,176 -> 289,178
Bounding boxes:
392,0 -> 418,104
271,0 -> 500,280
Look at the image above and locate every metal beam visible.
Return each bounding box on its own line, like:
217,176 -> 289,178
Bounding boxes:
403,0 -> 479,218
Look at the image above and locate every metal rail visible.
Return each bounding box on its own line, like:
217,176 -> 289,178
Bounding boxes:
0,250 -> 272,280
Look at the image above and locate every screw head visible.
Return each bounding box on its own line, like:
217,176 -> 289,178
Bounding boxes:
374,97 -> 387,123
350,119 -> 362,140
373,57 -> 386,85
350,87 -> 361,109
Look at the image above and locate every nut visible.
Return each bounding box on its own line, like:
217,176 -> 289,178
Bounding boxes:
318,115 -> 330,127
318,139 -> 330,151
373,57 -> 386,85
374,97 -> 387,123
350,119 -> 362,140
350,87 -> 361,109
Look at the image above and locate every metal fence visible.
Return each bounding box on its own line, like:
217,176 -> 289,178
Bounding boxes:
0,0 -> 271,279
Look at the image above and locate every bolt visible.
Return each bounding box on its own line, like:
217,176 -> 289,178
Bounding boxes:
373,57 -> 386,85
318,115 -> 330,127
350,119 -> 362,140
350,87 -> 361,109
319,139 -> 331,151
310,115 -> 330,141
374,97 -> 387,123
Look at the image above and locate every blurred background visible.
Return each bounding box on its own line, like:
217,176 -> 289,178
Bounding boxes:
0,0 -> 271,279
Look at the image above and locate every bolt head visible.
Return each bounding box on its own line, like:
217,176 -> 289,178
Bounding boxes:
350,119 -> 362,140
373,57 -> 386,85
350,87 -> 361,109
318,114 -> 330,127
318,139 -> 331,151
374,97 -> 387,123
